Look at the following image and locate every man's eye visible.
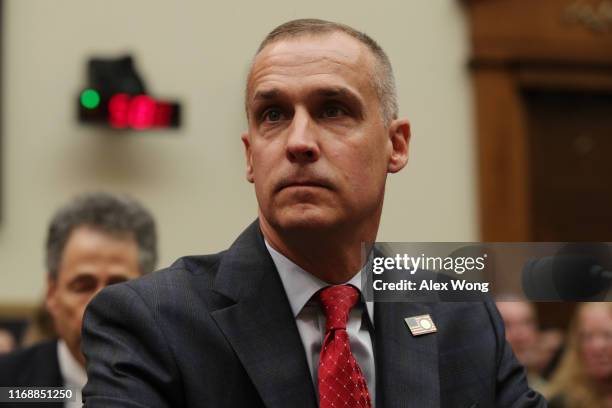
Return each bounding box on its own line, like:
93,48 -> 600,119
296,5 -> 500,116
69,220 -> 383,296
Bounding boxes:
322,105 -> 345,118
68,276 -> 97,293
263,108 -> 283,122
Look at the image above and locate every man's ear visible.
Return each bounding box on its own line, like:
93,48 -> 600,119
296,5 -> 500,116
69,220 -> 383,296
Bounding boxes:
241,132 -> 255,183
45,274 -> 58,316
387,119 -> 411,174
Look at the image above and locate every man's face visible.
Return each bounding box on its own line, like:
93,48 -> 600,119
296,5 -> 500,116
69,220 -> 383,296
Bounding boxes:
243,32 -> 409,235
46,225 -> 141,366
579,304 -> 612,380
496,301 -> 538,366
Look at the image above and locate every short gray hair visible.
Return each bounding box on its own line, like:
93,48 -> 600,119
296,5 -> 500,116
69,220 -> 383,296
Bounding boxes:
46,192 -> 158,279
248,18 -> 398,126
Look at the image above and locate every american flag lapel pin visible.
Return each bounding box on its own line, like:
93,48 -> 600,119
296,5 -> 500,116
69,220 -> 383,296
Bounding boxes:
404,314 -> 437,336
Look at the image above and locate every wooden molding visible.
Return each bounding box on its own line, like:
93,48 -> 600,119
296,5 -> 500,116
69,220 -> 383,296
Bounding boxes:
0,304 -> 37,319
461,0 -> 612,241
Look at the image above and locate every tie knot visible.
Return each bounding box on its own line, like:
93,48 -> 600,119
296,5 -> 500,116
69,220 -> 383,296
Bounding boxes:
319,285 -> 359,331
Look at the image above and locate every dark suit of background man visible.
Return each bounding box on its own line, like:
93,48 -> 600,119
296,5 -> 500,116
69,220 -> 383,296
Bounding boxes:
0,192 -> 157,408
82,19 -> 547,407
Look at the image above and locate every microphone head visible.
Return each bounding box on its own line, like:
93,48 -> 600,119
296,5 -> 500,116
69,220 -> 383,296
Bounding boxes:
523,243 -> 612,301
523,257 -> 557,301
552,255 -> 607,301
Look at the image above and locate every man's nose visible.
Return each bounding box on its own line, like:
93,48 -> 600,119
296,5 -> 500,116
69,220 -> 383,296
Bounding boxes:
286,109 -> 320,163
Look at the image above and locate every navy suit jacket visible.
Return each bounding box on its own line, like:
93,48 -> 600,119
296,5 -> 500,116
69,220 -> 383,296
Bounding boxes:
82,221 -> 547,407
0,339 -> 64,408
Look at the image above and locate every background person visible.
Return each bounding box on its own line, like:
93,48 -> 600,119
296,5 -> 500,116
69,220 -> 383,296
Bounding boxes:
497,300 -> 549,392
0,192 -> 157,408
546,303 -> 612,408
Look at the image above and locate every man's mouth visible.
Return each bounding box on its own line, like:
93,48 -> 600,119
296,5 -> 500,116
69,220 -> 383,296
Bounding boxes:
277,179 -> 332,192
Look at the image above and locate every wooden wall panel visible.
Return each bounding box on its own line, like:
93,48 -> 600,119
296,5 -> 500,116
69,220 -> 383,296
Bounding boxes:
473,68 -> 531,241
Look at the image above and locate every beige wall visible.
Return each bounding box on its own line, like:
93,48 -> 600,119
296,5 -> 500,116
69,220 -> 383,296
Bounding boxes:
0,0 -> 477,303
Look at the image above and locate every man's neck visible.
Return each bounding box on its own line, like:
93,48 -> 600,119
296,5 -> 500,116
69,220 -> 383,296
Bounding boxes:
259,216 -> 377,284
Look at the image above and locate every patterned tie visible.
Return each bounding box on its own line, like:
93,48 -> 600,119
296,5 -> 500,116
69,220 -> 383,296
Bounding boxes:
318,285 -> 372,408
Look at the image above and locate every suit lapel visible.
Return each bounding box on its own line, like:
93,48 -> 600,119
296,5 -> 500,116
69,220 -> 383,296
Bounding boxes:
210,221 -> 317,408
374,301 -> 440,407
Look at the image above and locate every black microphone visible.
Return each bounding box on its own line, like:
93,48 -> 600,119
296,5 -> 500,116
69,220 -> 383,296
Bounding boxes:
523,255 -> 612,301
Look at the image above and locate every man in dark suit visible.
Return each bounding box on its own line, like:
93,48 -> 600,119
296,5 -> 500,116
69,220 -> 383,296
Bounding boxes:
0,192 -> 157,408
81,19 -> 547,407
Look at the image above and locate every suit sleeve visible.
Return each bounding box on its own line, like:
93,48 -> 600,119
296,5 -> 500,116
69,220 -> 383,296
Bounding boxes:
81,282 -> 183,408
485,301 -> 548,408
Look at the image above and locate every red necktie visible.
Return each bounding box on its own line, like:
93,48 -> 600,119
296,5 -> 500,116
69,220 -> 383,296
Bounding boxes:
318,285 -> 372,408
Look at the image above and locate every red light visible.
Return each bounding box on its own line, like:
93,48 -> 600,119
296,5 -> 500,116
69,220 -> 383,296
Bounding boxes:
128,95 -> 156,130
108,93 -> 130,128
106,93 -> 177,130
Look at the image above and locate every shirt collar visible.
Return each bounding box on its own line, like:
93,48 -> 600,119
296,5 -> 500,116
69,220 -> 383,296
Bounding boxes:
265,240 -> 374,323
57,339 -> 87,390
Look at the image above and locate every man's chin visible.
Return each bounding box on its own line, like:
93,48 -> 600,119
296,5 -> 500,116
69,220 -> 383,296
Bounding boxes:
273,207 -> 340,231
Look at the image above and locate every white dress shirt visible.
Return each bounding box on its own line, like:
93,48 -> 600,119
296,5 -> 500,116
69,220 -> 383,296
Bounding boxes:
57,339 -> 87,408
265,241 -> 376,405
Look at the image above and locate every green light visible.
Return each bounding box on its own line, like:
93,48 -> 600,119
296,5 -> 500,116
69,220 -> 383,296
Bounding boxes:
80,89 -> 100,109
